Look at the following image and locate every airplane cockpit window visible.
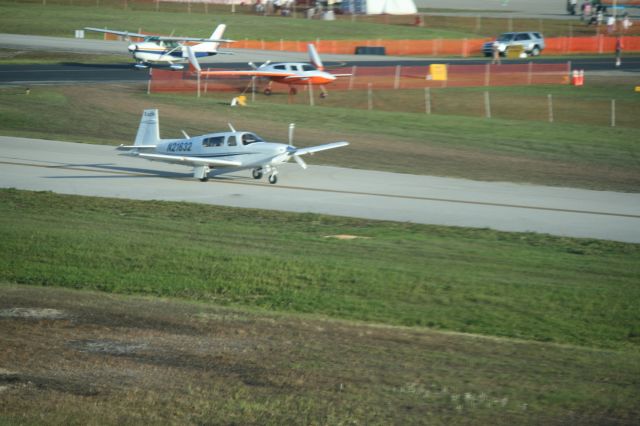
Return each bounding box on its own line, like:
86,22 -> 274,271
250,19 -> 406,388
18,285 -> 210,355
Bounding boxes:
242,133 -> 263,145
301,64 -> 315,71
202,136 -> 224,147
165,40 -> 180,49
274,65 -> 286,70
227,135 -> 237,146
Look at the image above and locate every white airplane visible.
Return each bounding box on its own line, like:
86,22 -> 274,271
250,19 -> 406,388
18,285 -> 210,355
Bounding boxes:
117,109 -> 349,184
84,24 -> 232,70
186,43 -> 350,97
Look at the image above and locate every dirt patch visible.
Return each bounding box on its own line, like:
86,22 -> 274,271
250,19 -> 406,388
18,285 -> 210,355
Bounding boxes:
0,307 -> 67,320
70,339 -> 149,356
1,285 -> 638,424
324,234 -> 371,240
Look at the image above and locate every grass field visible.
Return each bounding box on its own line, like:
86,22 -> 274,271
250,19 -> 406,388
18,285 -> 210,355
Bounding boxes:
2,284 -> 639,425
0,0 -> 600,40
2,188 -> 639,351
1,189 -> 639,423
1,82 -> 639,191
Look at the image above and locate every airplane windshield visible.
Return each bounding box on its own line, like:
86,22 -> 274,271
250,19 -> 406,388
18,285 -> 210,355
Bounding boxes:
301,64 -> 315,71
242,133 -> 263,145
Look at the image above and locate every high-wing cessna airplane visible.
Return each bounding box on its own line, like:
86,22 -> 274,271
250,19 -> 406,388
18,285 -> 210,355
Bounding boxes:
186,43 -> 350,97
84,24 -> 232,70
117,109 -> 349,184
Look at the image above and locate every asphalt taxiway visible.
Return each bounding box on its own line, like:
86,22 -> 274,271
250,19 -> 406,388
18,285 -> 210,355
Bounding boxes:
2,33 -> 638,87
2,136 -> 639,243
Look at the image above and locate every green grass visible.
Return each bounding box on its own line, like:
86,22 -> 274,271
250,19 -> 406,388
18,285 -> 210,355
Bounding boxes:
0,0 -> 473,41
1,83 -> 639,191
1,284 -> 639,424
0,0 -> 601,41
2,188 -> 639,351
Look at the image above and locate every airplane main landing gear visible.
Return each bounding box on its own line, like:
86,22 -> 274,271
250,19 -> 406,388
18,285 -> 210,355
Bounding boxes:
264,88 -> 272,96
252,167 -> 263,179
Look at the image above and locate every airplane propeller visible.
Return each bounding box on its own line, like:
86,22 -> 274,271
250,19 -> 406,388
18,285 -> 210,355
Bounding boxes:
287,123 -> 307,169
248,60 -> 270,70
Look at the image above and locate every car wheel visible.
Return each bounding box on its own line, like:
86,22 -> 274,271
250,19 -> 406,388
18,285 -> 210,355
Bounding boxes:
531,46 -> 541,56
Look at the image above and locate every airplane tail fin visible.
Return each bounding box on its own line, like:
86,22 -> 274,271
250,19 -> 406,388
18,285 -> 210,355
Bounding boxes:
134,109 -> 161,146
191,23 -> 226,53
186,46 -> 201,73
308,43 -> 324,71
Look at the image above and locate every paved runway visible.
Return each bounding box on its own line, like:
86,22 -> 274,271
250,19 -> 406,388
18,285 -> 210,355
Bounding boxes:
2,136 -> 639,243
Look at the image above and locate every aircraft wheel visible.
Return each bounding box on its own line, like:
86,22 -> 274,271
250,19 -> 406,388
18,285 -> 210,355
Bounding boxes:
320,92 -> 328,99
289,87 -> 298,95
199,177 -> 209,182
268,174 -> 278,185
252,168 -> 263,179
264,88 -> 272,96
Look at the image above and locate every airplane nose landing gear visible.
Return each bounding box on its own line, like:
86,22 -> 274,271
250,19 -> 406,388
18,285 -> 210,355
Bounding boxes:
268,174 -> 278,184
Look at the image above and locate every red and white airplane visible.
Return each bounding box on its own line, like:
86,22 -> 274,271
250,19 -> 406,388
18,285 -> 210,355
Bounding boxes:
186,43 -> 350,97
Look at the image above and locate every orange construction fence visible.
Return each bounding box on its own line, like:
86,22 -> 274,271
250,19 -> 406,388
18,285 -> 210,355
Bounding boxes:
233,35 -> 640,56
103,32 -> 639,56
149,63 -> 571,94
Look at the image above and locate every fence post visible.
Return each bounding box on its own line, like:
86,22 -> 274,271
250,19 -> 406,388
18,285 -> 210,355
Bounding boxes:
611,99 -> 616,127
527,61 -> 533,85
368,83 -> 373,110
308,82 -> 314,107
547,94 -> 554,123
349,65 -> 357,90
251,77 -> 256,103
147,69 -> 152,95
475,16 -> 481,32
425,87 -> 431,115
394,65 -> 401,89
598,35 -> 604,54
485,63 -> 490,87
484,91 -> 491,119
462,38 -> 468,58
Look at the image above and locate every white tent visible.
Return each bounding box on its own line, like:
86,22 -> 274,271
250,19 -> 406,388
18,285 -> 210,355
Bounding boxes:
365,0 -> 417,14
341,0 -> 418,15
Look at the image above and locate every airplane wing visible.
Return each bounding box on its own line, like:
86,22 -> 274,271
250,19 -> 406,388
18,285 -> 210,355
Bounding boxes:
117,144 -> 157,151
155,36 -> 234,43
197,70 -> 294,78
138,153 -> 242,167
84,27 -> 148,39
83,28 -> 233,43
293,141 -> 349,156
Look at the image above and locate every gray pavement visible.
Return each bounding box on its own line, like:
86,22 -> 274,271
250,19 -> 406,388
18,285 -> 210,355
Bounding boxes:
0,33 -> 411,65
2,136 -> 639,243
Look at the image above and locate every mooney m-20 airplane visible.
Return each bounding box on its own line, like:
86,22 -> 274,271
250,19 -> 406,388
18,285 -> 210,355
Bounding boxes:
117,109 -> 349,184
186,43 -> 350,97
84,24 -> 232,70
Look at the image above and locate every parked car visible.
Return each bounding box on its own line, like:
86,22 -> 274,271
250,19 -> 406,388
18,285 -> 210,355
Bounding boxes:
482,32 -> 546,57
